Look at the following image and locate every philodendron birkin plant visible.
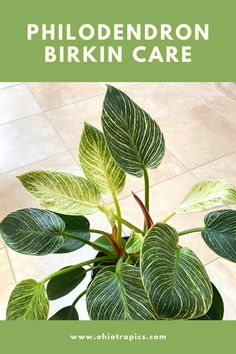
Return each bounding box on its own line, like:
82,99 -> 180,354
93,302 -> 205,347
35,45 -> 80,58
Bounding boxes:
1,86 -> 236,321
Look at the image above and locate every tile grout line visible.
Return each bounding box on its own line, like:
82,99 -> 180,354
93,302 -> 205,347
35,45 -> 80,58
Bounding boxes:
205,100 -> 236,128
0,88 -> 105,128
0,82 -> 23,92
204,256 -> 220,267
26,83 -> 106,114
22,83 -> 105,166
116,148 -> 236,203
43,111 -> 81,167
0,151 -> 69,176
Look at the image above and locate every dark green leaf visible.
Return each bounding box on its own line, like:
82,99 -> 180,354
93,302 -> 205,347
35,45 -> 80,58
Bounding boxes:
102,85 -> 165,177
47,267 -> 86,300
87,264 -> 157,320
0,208 -> 65,255
7,279 -> 49,320
54,213 -> 90,253
93,235 -> 114,254
202,209 -> 236,262
49,306 -> 79,320
140,223 -> 212,319
192,283 -> 224,320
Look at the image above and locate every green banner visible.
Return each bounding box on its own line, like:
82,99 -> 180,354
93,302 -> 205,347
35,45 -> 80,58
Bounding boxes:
0,321 -> 235,353
0,0 -> 235,81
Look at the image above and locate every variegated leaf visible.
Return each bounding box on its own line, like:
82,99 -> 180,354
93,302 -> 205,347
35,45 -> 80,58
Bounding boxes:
101,85 -> 165,177
7,279 -> 49,320
202,209 -> 236,262
140,223 -> 212,319
192,283 -> 224,320
177,180 -> 236,214
0,208 -> 65,255
86,264 -> 157,320
18,171 -> 101,215
125,231 -> 143,254
98,204 -> 116,226
79,123 -> 126,194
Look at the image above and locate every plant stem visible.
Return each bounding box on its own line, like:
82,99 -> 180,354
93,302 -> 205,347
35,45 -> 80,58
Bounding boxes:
112,191 -> 122,247
41,256 -> 113,284
114,214 -> 144,234
160,211 -> 176,223
116,256 -> 124,273
61,231 -> 113,256
143,167 -> 150,232
132,191 -> 153,231
72,289 -> 87,307
89,229 -> 112,236
178,227 -> 205,236
143,167 -> 150,212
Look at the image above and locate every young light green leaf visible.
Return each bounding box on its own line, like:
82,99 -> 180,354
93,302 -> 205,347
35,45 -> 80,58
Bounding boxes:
86,264 -> 157,320
49,306 -> 79,320
192,283 -> 224,320
79,123 -> 126,194
0,208 -> 65,255
125,231 -> 143,254
140,223 -> 212,319
202,209 -> 236,262
47,267 -> 86,300
54,213 -> 90,253
176,180 -> 236,214
101,85 -> 165,177
18,171 -> 101,215
7,279 -> 49,320
98,204 -> 115,226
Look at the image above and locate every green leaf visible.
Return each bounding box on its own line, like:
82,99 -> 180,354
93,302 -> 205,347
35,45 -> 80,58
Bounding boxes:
49,306 -> 79,320
86,264 -> 157,320
17,171 -> 101,215
0,208 -> 65,255
54,213 -> 90,253
79,123 -> 126,194
47,267 -> 86,300
140,223 -> 212,319
177,180 -> 236,214
93,236 -> 114,254
202,209 -> 236,262
101,85 -> 165,177
98,204 -> 116,226
7,279 -> 49,320
192,283 -> 224,320
125,231 -> 143,254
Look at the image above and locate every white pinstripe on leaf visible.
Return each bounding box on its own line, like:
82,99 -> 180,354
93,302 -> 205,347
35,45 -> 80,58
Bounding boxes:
86,264 -> 157,320
79,123 -> 126,194
101,86 -> 165,177
0,208 -> 65,255
177,180 -> 236,213
18,171 -> 101,215
202,209 -> 236,262
140,223 -> 212,319
125,231 -> 143,254
7,279 -> 49,320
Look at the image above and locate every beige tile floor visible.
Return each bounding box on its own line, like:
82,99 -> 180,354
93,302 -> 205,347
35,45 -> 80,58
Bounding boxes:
0,82 -> 236,320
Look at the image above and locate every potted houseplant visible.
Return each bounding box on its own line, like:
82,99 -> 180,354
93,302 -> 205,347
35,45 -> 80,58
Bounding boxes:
1,85 -> 236,320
